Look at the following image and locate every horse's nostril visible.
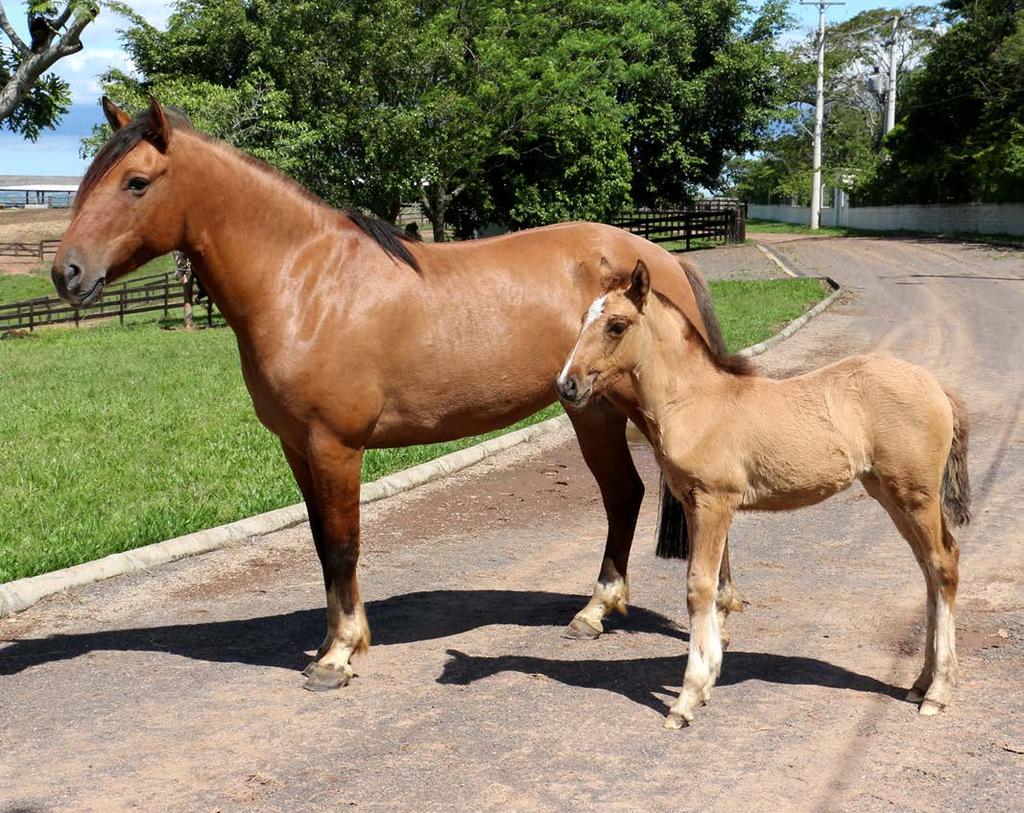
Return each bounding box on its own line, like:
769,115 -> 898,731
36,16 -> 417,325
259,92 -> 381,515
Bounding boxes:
67,263 -> 82,280
561,376 -> 578,401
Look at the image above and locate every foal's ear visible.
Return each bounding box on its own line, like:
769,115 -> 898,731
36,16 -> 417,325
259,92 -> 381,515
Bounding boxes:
101,97 -> 131,132
625,260 -> 651,309
146,96 -> 171,150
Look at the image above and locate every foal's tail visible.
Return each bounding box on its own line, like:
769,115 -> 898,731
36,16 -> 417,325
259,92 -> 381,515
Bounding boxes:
941,389 -> 972,527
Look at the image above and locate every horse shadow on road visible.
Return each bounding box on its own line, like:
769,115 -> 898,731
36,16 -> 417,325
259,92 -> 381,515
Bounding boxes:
0,588 -> 904,711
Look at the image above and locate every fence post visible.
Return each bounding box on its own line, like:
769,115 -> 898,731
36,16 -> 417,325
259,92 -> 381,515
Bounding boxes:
28,301 -> 34,332
685,216 -> 692,251
163,275 -> 169,318
38,241 -> 44,261
119,287 -> 126,325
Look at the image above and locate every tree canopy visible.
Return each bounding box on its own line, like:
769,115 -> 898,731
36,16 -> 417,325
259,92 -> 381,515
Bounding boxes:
864,0 -> 1024,203
89,0 -> 793,237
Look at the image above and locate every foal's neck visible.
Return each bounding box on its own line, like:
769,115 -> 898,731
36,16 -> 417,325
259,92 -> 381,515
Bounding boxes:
632,296 -> 749,424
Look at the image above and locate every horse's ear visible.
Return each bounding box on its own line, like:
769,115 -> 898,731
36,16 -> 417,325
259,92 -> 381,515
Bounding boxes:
102,97 -> 131,132
147,96 -> 171,150
626,260 -> 650,310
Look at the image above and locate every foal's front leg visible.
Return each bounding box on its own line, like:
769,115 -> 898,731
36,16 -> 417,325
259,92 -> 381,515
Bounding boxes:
666,494 -> 736,729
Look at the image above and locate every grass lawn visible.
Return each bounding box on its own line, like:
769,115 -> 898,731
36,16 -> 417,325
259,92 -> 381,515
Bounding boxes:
747,218 -> 1024,247
0,276 -> 828,581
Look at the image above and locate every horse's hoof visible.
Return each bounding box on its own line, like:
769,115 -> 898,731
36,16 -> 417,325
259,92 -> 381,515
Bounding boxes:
562,616 -> 602,640
918,698 -> 945,716
664,710 -> 691,730
906,686 -> 927,703
302,663 -> 352,692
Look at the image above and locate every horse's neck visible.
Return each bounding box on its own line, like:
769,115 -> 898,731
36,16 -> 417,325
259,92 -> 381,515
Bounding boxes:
632,299 -> 746,432
175,134 -> 341,333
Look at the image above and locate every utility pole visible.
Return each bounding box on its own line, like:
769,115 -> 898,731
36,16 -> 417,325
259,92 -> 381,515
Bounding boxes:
884,14 -> 900,134
802,1 -> 844,230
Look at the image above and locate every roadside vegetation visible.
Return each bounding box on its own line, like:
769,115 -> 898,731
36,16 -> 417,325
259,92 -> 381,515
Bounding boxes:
0,276 -> 827,582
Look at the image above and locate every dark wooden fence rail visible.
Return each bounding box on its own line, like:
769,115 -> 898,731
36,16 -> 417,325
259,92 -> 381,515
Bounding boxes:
0,271 -> 213,333
0,239 -> 62,261
610,204 -> 746,250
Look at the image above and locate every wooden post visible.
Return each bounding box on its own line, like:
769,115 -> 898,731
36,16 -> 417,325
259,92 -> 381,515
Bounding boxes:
685,214 -> 692,251
119,287 -> 126,325
163,275 -> 169,318
28,301 -> 34,332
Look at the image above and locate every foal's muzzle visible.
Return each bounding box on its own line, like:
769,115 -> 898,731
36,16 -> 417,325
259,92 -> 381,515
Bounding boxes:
556,374 -> 593,408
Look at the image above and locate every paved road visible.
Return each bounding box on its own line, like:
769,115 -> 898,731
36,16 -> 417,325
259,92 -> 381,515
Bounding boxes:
2,237 -> 1023,812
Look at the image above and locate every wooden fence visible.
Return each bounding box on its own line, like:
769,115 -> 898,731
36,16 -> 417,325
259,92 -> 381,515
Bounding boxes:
611,204 -> 746,249
0,271 -> 213,333
0,239 -> 62,261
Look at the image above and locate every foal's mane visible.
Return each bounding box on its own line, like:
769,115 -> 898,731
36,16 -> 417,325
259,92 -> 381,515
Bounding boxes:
77,107 -> 421,272
655,262 -> 756,377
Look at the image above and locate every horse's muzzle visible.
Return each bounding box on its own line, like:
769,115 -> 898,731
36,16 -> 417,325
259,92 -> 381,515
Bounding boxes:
51,248 -> 105,307
556,374 -> 593,408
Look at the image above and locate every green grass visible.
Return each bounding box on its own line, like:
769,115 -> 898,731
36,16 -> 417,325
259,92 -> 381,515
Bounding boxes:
746,218 -> 860,238
0,277 -> 826,581
746,218 -> 1024,247
0,271 -> 54,303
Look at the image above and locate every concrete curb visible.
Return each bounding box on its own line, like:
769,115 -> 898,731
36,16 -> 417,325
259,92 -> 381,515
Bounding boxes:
754,242 -> 800,278
0,276 -> 843,618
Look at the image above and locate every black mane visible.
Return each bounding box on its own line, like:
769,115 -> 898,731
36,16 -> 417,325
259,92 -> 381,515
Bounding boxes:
343,208 -> 422,273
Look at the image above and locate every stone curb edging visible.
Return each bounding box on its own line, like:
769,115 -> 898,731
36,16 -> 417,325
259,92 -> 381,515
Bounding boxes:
0,276 -> 843,618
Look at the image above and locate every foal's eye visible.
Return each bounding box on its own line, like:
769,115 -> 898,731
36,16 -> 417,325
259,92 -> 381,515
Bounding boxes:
126,177 -> 150,194
606,320 -> 628,337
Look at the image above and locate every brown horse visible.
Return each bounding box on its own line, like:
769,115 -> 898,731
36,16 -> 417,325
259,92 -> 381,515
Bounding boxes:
52,97 -> 737,690
556,261 -> 970,728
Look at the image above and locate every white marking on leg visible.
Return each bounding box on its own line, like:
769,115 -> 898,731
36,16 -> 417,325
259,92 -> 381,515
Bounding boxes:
557,295 -> 607,387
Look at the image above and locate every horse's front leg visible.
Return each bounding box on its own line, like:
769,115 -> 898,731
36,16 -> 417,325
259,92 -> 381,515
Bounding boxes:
283,431 -> 368,691
666,493 -> 736,729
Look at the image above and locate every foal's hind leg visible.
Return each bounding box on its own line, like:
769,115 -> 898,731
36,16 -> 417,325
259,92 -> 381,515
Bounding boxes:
563,402 -> 643,639
864,475 -> 959,713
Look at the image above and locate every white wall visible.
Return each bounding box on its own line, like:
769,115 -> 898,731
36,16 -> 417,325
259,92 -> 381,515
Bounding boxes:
748,202 -> 1024,237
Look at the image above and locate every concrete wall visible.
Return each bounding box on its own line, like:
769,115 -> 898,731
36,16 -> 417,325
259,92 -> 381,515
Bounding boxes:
748,203 -> 1024,237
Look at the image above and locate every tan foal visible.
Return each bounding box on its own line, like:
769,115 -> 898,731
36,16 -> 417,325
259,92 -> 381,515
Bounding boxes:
557,261 -> 971,729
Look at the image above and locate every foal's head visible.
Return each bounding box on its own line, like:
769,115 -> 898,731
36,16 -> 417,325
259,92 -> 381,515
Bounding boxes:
53,97 -> 190,306
556,260 -> 655,408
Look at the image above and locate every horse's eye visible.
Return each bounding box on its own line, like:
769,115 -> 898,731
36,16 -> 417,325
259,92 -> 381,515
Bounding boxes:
126,177 -> 150,194
607,320 -> 628,337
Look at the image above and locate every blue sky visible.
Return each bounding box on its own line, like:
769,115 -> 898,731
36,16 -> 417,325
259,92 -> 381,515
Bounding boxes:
0,0 -> 933,177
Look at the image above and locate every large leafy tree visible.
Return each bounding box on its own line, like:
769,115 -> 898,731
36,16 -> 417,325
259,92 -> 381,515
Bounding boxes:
1,0 -> 102,138
92,0 -> 792,236
729,6 -> 941,204
865,0 -> 1024,203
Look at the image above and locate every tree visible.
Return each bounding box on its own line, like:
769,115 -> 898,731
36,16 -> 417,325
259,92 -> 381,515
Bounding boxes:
728,6 -> 941,204
93,0 -> 794,237
0,0 -> 101,138
863,0 -> 1024,203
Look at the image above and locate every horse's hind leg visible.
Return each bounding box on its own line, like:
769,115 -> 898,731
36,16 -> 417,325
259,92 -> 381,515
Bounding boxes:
563,401 -> 643,639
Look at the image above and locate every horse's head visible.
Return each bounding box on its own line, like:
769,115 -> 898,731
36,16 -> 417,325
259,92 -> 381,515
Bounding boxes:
53,97 -> 189,306
556,259 -> 652,408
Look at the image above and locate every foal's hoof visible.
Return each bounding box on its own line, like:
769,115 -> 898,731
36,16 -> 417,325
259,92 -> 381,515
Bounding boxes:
302,662 -> 352,692
562,616 -> 602,640
664,710 -> 692,730
918,698 -> 946,716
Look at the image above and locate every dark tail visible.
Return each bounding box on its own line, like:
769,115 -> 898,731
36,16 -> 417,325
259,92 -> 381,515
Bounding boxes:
655,475 -> 689,559
941,389 -> 971,527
